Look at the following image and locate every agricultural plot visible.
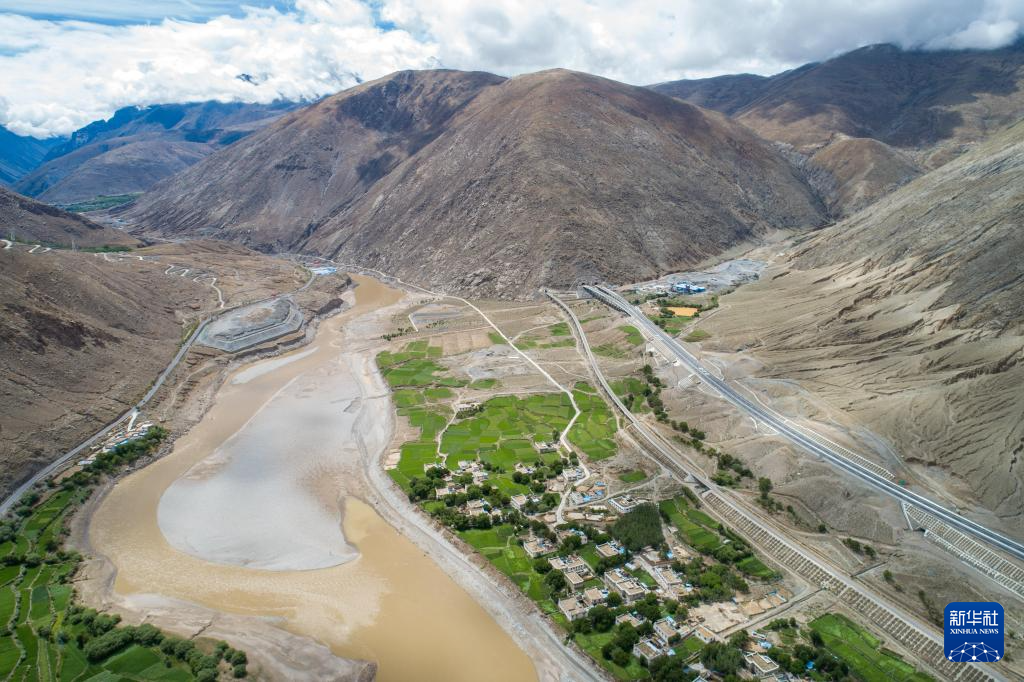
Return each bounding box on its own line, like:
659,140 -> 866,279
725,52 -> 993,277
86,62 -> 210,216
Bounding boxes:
567,384 -> 617,461
441,393 -> 572,468
660,497 -> 721,552
810,614 -> 935,682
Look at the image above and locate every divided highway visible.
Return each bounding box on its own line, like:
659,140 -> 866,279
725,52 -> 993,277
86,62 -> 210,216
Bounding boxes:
583,285 -> 1024,563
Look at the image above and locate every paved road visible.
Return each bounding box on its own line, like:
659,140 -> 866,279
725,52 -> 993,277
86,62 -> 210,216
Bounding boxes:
583,284 -> 1024,563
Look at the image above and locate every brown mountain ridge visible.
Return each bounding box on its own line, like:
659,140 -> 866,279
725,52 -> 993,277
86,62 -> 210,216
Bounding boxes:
123,69 -> 825,296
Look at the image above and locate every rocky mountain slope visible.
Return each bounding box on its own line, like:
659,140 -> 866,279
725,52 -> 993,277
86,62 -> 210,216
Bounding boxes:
14,101 -> 298,203
653,42 -> 1024,215
0,186 -> 137,247
700,118 -> 1024,530
0,126 -> 58,186
124,69 -> 825,295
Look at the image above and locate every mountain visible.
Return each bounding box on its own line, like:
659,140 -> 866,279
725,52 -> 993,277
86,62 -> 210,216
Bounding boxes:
700,118 -> 1024,527
807,136 -> 922,216
14,101 -> 299,204
652,42 -> 1024,160
0,186 -> 137,247
652,42 -> 1024,215
123,69 -> 825,296
0,126 -> 60,186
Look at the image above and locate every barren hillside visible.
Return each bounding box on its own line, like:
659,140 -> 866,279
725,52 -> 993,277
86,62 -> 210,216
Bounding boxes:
125,69 -> 824,296
700,119 -> 1024,530
0,186 -> 137,247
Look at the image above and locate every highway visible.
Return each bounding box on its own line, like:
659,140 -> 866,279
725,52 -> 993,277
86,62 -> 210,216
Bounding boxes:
583,284 -> 1024,563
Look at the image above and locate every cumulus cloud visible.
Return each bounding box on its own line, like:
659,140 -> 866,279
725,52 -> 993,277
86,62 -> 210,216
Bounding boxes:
0,0 -> 1021,137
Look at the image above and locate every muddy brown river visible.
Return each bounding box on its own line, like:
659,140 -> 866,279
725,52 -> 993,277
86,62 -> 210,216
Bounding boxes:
88,275 -> 537,682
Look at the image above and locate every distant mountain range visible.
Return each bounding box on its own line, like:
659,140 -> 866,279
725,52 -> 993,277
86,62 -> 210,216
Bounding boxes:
3,101 -> 299,204
0,126 -> 60,186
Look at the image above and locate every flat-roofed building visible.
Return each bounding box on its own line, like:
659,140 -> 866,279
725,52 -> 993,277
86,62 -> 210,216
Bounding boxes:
558,596 -> 589,621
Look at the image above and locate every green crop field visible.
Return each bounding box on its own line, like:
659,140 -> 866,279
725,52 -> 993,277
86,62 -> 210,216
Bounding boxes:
736,556 -> 777,580
592,343 -> 626,358
468,378 -> 499,390
618,470 -> 647,484
660,498 -> 721,552
440,393 -> 572,467
810,614 -> 934,682
567,385 -> 617,460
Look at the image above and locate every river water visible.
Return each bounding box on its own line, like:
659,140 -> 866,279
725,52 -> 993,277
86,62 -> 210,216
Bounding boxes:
88,275 -> 537,682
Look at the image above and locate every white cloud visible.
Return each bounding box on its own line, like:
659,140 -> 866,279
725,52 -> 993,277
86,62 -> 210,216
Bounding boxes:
0,0 -> 1021,137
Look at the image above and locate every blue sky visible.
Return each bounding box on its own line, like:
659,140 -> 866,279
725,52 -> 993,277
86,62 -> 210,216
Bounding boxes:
0,1 -> 293,24
1,0 -> 1021,137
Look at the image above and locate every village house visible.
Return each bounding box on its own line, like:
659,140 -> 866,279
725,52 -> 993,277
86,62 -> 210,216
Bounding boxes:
565,571 -> 586,592
557,595 -> 589,621
603,569 -> 648,604
596,540 -> 626,559
693,624 -> 718,644
746,652 -> 780,679
523,537 -> 556,558
434,484 -> 466,498
533,440 -> 558,453
632,638 -> 665,665
514,462 -> 536,475
465,499 -> 488,515
610,494 -> 645,514
549,554 -> 591,576
583,587 -> 606,606
510,494 -> 530,510
652,616 -> 690,647
556,528 -> 588,545
615,612 -> 645,628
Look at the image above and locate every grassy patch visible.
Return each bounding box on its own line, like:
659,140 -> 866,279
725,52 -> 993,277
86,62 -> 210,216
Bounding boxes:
549,322 -> 571,336
620,325 -> 644,346
573,630 -> 650,680
810,614 -> 934,682
683,329 -> 711,342
618,470 -> 647,484
469,378 -> 499,390
488,331 -> 505,345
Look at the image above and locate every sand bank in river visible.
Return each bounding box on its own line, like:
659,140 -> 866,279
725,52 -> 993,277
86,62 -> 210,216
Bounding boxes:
84,276 -> 540,682
158,349 -> 375,570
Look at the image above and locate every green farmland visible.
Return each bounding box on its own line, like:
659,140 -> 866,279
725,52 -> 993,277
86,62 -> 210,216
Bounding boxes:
810,614 -> 935,682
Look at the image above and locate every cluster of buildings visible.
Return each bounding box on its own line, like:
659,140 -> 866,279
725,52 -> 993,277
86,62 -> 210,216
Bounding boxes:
78,418 -> 155,467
